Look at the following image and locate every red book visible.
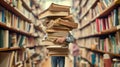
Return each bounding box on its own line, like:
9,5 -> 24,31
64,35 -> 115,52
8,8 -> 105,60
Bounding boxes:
96,19 -> 100,32
103,54 -> 112,67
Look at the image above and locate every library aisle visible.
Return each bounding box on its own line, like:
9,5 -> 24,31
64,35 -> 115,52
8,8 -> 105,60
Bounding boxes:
0,0 -> 120,67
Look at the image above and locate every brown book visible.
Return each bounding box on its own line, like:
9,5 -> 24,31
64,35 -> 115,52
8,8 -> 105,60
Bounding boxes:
61,15 -> 75,23
49,52 -> 68,56
47,46 -> 69,52
46,28 -> 69,32
47,30 -> 69,37
38,10 -> 69,19
47,46 -> 69,56
40,40 -> 67,46
47,18 -> 78,29
48,3 -> 70,12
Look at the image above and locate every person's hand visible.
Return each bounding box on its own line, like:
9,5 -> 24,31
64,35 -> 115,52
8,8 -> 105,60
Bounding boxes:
54,37 -> 66,44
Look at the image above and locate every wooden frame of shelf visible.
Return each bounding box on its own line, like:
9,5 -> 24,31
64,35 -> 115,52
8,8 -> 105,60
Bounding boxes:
79,46 -> 120,58
0,0 -> 33,23
0,47 -> 24,51
79,0 -> 120,30
0,22 -> 36,37
79,0 -> 97,21
21,0 -> 38,18
21,0 -> 32,12
79,25 -> 119,39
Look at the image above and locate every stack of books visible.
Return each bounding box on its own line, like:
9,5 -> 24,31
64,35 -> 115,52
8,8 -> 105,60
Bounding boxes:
38,3 -> 78,56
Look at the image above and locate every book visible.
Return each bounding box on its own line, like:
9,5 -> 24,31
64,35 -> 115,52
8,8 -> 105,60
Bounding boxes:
38,9 -> 69,19
40,40 -> 67,46
113,8 -> 119,26
48,3 -> 70,12
9,51 -> 15,67
47,46 -> 69,56
46,28 -> 69,32
0,29 -> 4,48
18,35 -> 25,47
0,51 -> 15,67
0,52 -> 11,67
47,18 -> 78,29
46,45 -> 69,52
0,5 -> 5,23
4,30 -> 9,48
47,30 -> 69,37
103,54 -> 112,67
38,3 -> 70,19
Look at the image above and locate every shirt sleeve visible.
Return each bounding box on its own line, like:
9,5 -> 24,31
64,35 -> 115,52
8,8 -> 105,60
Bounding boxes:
66,33 -> 75,43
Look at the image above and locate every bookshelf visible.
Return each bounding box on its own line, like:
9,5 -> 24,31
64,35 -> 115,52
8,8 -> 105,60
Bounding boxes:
73,0 -> 120,66
0,0 -> 43,67
0,0 -> 33,23
0,47 -> 24,51
79,0 -> 97,20
79,46 -> 120,58
79,0 -> 120,30
21,0 -> 32,12
79,25 -> 120,39
0,22 -> 36,37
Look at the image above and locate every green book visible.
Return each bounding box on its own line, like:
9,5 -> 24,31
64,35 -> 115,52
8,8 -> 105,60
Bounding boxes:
109,35 -> 117,54
18,35 -> 25,47
0,29 -> 4,48
114,8 -> 119,26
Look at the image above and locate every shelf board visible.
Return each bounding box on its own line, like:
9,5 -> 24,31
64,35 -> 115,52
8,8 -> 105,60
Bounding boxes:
81,57 -> 94,66
0,22 -> 36,37
80,47 -> 120,58
25,45 -> 35,48
79,0 -> 97,20
0,47 -> 24,51
79,16 -> 97,30
21,0 -> 32,12
89,48 -> 120,58
79,0 -> 120,30
79,25 -> 119,39
0,0 -> 32,23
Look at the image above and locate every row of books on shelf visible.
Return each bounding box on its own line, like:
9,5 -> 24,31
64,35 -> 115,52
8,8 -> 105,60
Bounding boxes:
0,10 -> 35,33
79,0 -> 118,21
0,0 -> 37,22
79,48 -> 120,67
0,47 -> 44,67
80,6 -> 120,29
0,29 -> 35,48
79,0 -> 96,18
78,31 -> 120,54
93,0 -> 115,17
79,7 -> 120,37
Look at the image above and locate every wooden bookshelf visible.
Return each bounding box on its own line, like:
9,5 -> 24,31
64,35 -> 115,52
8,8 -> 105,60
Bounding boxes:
0,47 -> 24,51
34,25 -> 45,33
86,48 -> 120,58
80,57 -> 94,66
21,0 -> 32,12
78,26 -> 119,39
0,22 -> 36,37
79,0 -> 120,30
0,0 -> 33,23
79,46 -> 120,58
79,0 -> 97,20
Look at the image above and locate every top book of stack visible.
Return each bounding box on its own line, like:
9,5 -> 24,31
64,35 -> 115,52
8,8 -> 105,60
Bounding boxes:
38,3 -> 70,19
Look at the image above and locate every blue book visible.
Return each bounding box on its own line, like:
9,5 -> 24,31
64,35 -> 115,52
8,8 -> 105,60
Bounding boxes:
1,6 -> 5,23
